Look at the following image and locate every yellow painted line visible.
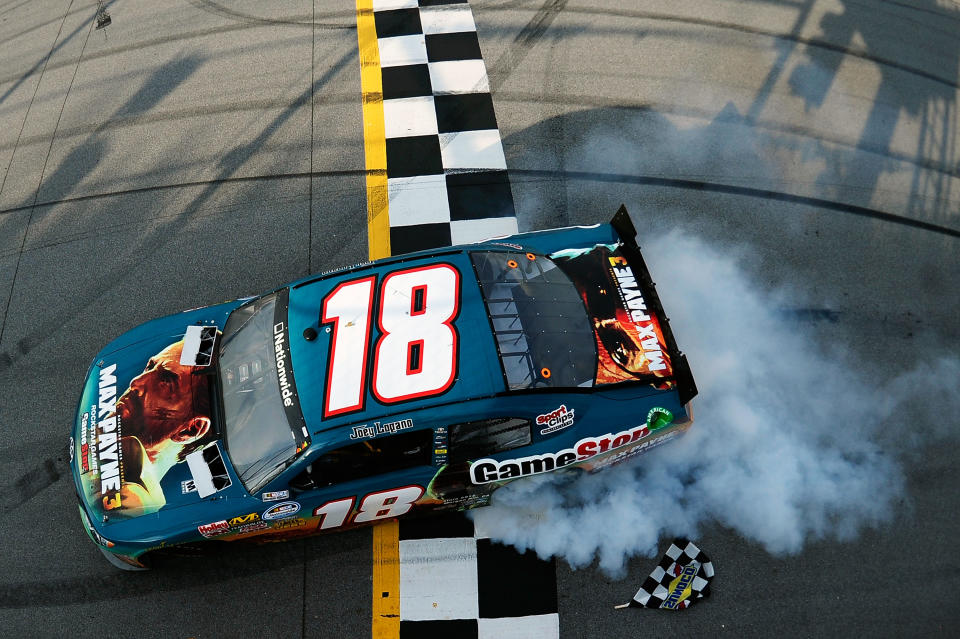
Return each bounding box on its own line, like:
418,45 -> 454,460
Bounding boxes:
372,519 -> 401,638
357,0 -> 390,261
358,2 -> 399,636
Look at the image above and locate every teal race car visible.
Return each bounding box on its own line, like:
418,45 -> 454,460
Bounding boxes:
71,207 -> 696,569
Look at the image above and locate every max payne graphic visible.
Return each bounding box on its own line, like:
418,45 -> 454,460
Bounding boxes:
552,244 -> 673,385
83,340 -> 213,519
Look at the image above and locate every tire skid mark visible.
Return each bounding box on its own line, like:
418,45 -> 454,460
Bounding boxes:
1,163 -> 953,261
0,544 -> 306,607
487,0 -> 568,92
0,93 -> 354,153
0,169 -> 363,219
0,17 -> 354,88
187,0 -> 341,28
491,93 -> 960,180
4,92 -> 957,181
1,455 -> 66,513
554,5 -> 960,90
0,50 -> 355,394
510,168 -> 960,238
5,5 -> 953,92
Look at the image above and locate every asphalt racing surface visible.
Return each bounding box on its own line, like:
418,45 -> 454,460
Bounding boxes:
1,1 -> 958,637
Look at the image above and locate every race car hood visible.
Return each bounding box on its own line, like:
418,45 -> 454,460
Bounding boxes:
72,301 -> 244,524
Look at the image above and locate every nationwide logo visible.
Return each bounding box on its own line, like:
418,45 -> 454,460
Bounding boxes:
537,404 -> 575,435
273,322 -> 295,407
661,562 -> 699,609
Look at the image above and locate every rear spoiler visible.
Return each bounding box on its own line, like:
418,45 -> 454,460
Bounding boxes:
610,205 -> 698,405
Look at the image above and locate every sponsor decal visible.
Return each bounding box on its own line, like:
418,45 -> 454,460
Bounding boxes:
433,426 -> 448,465
647,407 -> 674,431
349,418 -> 414,440
263,501 -> 301,520
181,479 -> 197,494
584,430 -> 679,472
441,493 -> 492,510
95,364 -> 123,511
662,562 -> 699,609
228,512 -> 260,526
271,289 -> 310,455
143,541 -> 170,553
273,322 -> 296,408
537,404 -> 575,435
69,436 -> 74,462
261,490 -> 290,502
552,244 -> 673,384
79,412 -> 91,473
605,255 -> 668,374
232,521 -> 270,535
80,337 -> 218,521
198,515 -> 268,538
489,242 -> 524,250
198,520 -> 230,538
471,421 -> 677,483
271,517 -> 307,530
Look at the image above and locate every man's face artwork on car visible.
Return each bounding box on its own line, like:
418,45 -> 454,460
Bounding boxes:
117,341 -> 211,459
93,340 -> 212,518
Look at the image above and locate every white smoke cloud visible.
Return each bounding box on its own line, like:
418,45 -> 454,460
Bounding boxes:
471,229 -> 958,576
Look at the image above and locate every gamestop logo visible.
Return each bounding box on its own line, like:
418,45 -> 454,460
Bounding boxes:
537,404 -> 574,435
471,421 -> 660,484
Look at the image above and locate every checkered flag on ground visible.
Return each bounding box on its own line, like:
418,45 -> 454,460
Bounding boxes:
630,539 -> 714,610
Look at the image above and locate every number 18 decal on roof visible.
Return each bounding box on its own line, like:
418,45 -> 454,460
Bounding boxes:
321,263 -> 461,417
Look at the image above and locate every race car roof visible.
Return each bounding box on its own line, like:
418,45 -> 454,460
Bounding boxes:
286,251 -> 506,434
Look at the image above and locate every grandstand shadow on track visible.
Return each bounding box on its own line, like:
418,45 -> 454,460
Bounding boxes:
784,0 -> 958,228
505,1 -> 959,240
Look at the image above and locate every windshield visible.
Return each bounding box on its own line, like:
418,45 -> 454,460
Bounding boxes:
219,288 -> 308,492
471,251 -> 596,389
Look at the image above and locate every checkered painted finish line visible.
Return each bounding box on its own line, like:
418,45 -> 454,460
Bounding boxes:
397,514 -> 559,638
371,0 -> 518,254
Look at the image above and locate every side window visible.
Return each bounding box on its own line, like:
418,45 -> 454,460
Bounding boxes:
292,429 -> 433,489
448,417 -> 532,463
